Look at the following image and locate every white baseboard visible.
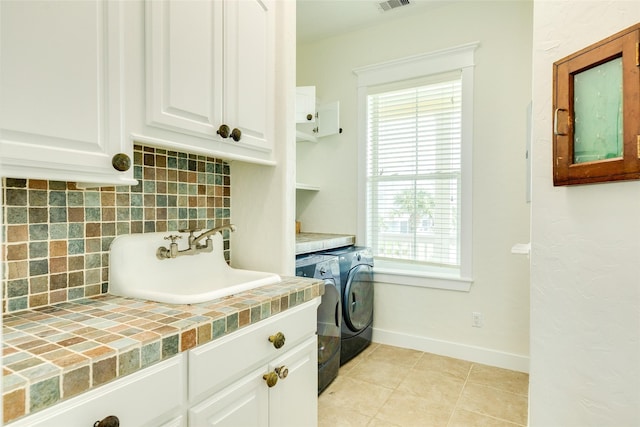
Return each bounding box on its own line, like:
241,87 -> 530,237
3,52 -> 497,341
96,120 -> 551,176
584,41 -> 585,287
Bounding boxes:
372,327 -> 530,373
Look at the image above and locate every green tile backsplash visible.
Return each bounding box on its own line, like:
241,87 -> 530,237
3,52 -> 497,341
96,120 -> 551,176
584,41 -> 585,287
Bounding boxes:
2,145 -> 231,313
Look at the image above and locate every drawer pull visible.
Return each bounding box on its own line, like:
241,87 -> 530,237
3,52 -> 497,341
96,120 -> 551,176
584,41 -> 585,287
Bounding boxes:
275,365 -> 289,379
94,415 -> 119,427
268,332 -> 286,349
263,371 -> 278,388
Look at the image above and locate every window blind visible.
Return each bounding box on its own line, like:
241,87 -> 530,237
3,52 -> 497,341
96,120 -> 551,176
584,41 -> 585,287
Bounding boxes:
366,74 -> 462,269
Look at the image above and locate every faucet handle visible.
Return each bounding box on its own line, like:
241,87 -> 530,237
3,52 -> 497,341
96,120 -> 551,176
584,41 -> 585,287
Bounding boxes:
164,235 -> 182,243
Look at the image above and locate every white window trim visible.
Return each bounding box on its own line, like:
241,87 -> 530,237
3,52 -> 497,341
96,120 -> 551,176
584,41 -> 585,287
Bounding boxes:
354,42 -> 479,292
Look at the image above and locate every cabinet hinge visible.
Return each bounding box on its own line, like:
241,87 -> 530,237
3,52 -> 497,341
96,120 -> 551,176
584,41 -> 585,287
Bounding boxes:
637,135 -> 640,158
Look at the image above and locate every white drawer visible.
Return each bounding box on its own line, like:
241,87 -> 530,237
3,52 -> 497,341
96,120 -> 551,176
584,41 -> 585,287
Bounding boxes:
188,299 -> 319,404
9,354 -> 186,427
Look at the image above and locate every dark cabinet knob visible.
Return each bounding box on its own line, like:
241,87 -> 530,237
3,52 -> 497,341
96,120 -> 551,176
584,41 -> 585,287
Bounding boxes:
306,114 -> 313,121
111,153 -> 131,172
94,415 -> 119,427
230,128 -> 242,142
217,124 -> 231,138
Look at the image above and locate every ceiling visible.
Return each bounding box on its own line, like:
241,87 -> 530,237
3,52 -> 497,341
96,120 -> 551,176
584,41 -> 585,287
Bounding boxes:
296,0 -> 446,44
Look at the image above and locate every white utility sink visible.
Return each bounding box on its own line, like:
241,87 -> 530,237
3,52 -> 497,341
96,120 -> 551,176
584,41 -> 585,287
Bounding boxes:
109,231 -> 280,304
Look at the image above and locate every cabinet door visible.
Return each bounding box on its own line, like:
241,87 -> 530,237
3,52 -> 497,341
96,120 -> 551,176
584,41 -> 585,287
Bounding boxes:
296,86 -> 316,123
188,366 -> 269,427
268,336 -> 318,427
143,0 -> 274,158
315,101 -> 341,138
223,0 -> 274,152
0,0 -> 136,186
146,0 -> 223,139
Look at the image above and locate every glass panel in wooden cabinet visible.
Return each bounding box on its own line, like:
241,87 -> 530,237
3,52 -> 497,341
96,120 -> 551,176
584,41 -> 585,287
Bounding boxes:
573,57 -> 623,164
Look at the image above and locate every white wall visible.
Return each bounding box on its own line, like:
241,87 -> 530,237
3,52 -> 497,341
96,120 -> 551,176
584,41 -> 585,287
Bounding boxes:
298,1 -> 532,371
529,1 -> 640,425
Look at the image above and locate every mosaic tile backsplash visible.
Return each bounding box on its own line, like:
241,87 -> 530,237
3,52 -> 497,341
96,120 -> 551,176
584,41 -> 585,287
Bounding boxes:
2,145 -> 231,313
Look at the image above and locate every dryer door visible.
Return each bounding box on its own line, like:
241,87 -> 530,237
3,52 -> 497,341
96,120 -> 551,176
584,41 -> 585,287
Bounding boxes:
317,278 -> 341,366
343,264 -> 373,332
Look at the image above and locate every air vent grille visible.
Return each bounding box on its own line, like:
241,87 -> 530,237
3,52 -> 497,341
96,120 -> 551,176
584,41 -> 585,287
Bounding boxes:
378,0 -> 410,12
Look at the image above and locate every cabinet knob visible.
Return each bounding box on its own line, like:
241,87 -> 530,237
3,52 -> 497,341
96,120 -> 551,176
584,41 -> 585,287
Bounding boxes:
306,114 -> 313,121
230,127 -> 242,142
275,365 -> 289,379
111,153 -> 131,172
93,415 -> 119,427
217,124 -> 231,138
268,332 -> 286,349
263,371 -> 278,388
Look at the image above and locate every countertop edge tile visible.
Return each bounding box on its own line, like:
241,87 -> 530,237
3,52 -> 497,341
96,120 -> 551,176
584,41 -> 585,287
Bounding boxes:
295,232 -> 355,255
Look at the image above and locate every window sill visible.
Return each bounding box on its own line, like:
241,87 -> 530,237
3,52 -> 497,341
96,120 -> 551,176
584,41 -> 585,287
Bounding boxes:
373,268 -> 473,292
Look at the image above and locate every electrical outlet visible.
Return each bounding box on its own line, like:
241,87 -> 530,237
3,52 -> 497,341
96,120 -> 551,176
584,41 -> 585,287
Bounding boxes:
472,311 -> 484,328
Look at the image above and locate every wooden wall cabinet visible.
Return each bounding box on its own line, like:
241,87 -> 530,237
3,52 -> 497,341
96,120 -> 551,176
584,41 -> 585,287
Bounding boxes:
553,23 -> 640,186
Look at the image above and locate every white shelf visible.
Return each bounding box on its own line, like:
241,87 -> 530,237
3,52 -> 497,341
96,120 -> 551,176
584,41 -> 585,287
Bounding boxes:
296,130 -> 318,143
296,182 -> 320,191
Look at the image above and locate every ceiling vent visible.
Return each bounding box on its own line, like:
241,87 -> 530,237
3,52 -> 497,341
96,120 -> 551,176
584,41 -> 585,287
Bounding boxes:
378,0 -> 411,12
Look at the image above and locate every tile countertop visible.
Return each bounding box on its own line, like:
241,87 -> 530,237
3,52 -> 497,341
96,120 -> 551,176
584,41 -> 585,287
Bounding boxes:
2,276 -> 324,424
295,232 -> 355,255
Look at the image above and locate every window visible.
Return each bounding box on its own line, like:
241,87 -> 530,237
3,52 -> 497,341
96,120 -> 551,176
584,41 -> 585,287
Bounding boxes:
354,43 -> 477,291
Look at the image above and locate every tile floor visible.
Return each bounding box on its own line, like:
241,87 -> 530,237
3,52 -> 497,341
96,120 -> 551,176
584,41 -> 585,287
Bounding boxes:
318,343 -> 529,427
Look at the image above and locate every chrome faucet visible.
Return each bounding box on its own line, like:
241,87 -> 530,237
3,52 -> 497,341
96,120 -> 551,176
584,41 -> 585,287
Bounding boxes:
157,224 -> 236,260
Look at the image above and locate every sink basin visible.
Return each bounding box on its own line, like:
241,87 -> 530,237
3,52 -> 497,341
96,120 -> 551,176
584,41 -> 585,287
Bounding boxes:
109,231 -> 280,304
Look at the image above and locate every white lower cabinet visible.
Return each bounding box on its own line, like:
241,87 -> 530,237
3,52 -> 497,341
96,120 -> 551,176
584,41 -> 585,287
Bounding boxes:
267,336 -> 318,427
189,366 -> 269,427
7,299 -> 319,427
189,336 -> 317,427
187,300 -> 319,427
8,355 -> 187,427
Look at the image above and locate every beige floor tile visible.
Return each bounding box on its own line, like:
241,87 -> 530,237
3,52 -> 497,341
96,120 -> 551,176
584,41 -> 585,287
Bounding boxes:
396,368 -> 465,406
467,364 -> 529,396
361,342 -> 380,358
448,408 -> 524,427
368,417 -> 403,427
318,345 -> 530,427
318,401 -> 372,427
345,357 -> 413,390
366,344 -> 423,368
339,343 -> 378,374
375,390 -> 454,427
413,352 -> 472,380
340,355 -> 363,375
319,375 -> 393,417
457,382 -> 529,426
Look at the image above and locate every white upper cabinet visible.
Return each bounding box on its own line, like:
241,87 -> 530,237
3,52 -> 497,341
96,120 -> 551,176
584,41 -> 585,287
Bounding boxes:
296,100 -> 341,142
314,101 -> 341,138
0,0 -> 137,186
295,86 -> 316,123
127,0 -> 275,165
